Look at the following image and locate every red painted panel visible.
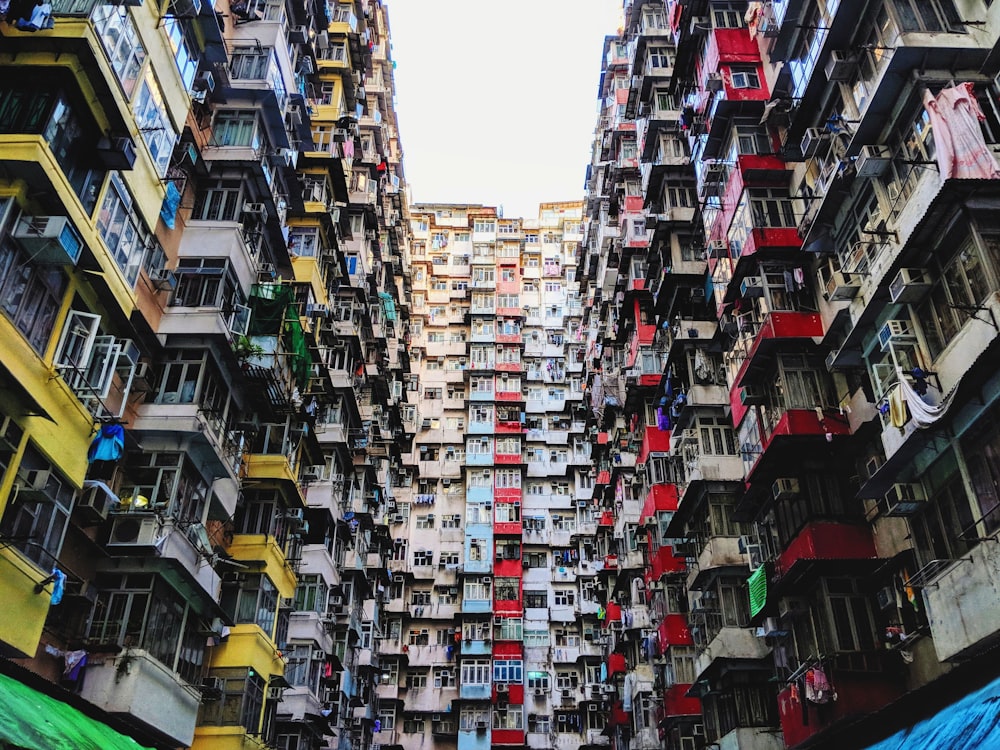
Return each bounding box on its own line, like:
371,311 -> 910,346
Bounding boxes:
495,333 -> 522,344
493,522 -> 522,537
740,226 -> 802,257
596,470 -> 611,486
495,362 -> 523,373
624,195 -> 644,212
494,488 -> 521,500
608,652 -> 627,676
630,278 -> 646,291
495,391 -> 525,403
494,600 -> 522,616
737,152 -> 787,175
641,483 -> 679,518
778,675 -> 901,747
605,602 -> 622,624
597,432 -> 610,444
714,28 -> 762,63
491,729 -> 525,746
494,421 -> 523,434
494,453 -> 522,465
639,428 -> 672,466
637,323 -> 656,345
648,545 -> 686,580
776,522 -> 876,578
663,683 -> 702,716
639,374 -> 661,387
496,306 -> 523,317
659,614 -> 693,646
492,642 -> 523,657
507,685 -> 524,704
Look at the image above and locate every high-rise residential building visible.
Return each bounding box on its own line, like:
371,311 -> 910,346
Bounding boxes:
0,2 -> 410,750
581,1 -> 1000,750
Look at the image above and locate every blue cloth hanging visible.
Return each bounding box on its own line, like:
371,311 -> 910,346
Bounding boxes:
160,180 -> 182,230
50,568 -> 66,605
88,423 -> 125,463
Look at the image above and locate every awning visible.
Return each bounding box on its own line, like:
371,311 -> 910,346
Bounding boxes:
865,673 -> 1000,750
0,671 -> 153,750
748,564 -> 767,618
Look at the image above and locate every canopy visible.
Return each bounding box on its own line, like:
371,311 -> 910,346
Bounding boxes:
0,671 -> 154,750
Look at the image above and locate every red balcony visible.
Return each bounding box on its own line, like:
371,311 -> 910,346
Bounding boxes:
638,425 -> 671,466
495,392 -> 524,404
596,432 -> 610,445
623,196 -> 644,212
595,469 -> 611,486
663,683 -> 702,717
608,703 -> 630,727
658,614 -> 693,647
605,602 -> 622,625
778,673 -> 901,747
493,682 -> 525,704
648,545 -> 686,581
495,332 -> 522,345
775,522 -> 877,580
495,419 -> 523,434
608,652 -> 627,677
495,361 -> 522,374
491,729 -> 525,746
740,408 -> 853,480
736,226 -> 802,258
496,306 -> 523,317
493,598 -> 522,616
494,487 -> 521,501
599,512 -> 615,528
641,483 -> 679,523
494,451 -> 523,465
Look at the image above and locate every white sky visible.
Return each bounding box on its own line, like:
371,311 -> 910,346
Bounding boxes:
385,0 -> 623,219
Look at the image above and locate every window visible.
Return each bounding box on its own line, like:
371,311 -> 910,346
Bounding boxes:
134,71 -> 177,176
464,578 -> 492,600
413,550 -> 433,566
890,0 -> 963,32
0,208 -> 67,353
460,707 -> 489,731
199,668 -> 266,733
93,6 -> 145,97
213,110 -> 262,149
97,172 -> 158,285
493,659 -> 523,683
493,706 -> 524,729
220,573 -> 278,636
494,577 -> 519,600
524,590 -> 547,608
163,17 -> 198,90
729,65 -> 761,89
553,589 -> 576,607
461,659 -> 490,685
293,574 -> 328,614
434,667 -> 456,688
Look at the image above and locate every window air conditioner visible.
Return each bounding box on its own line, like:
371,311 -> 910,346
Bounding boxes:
194,71 -> 215,93
800,128 -> 830,157
856,144 -> 893,178
888,268 -> 933,304
12,216 -> 83,265
771,478 -> 800,501
739,276 -> 764,298
266,686 -> 284,701
706,239 -> 727,257
882,482 -> 927,516
107,515 -> 161,550
288,24 -> 308,43
825,50 -> 859,81
825,269 -> 860,301
242,202 -> 267,219
77,483 -> 115,523
148,268 -> 177,291
877,319 -> 915,351
496,683 -> 508,693
312,648 -> 327,661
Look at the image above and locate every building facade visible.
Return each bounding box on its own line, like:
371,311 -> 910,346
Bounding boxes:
580,1 -> 1000,750
0,2 -> 410,750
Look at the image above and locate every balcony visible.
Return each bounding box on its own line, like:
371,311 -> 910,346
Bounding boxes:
0,548 -> 53,656
80,648 -> 201,746
774,522 -> 877,582
459,681 -> 492,700
778,671 -> 902,748
688,536 -> 748,590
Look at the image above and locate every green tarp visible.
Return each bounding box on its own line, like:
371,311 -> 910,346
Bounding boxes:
248,284 -> 311,390
0,671 -> 154,750
378,291 -> 397,321
748,564 -> 767,618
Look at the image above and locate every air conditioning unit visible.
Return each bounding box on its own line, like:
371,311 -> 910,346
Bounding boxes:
96,135 -> 138,170
533,687 -> 545,696
13,215 -> 83,265
77,483 -> 115,523
393,574 -> 404,583
194,71 -> 216,93
878,319 -> 915,351
800,128 -> 830,157
876,584 -> 896,611
17,468 -> 54,500
107,515 -> 161,550
706,74 -> 723,92
772,478 -> 800,501
496,683 -> 508,693
312,648 -> 327,660
315,30 -> 330,49
882,482 -> 927,516
266,686 -> 284,701
856,144 -> 893,178
285,508 -> 306,527
706,239 -> 727,258
778,596 -> 809,620
148,268 -> 177,291
889,267 -> 933,304
825,50 -> 859,81
739,384 -> 765,406
740,276 -> 764,298
825,269 -> 860,301
201,676 -> 224,696
392,514 -> 404,524
745,543 -> 764,571
242,202 -> 267,220
288,24 -> 308,43
482,576 -> 492,584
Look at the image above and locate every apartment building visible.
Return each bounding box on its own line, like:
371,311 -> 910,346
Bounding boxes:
581,1 -> 1000,749
374,201 -> 622,750
0,2 -> 410,750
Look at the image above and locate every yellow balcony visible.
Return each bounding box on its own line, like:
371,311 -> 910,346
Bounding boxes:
0,547 -> 52,656
193,726 -> 272,750
290,256 -> 327,304
308,102 -> 345,125
209,624 -> 285,677
0,136 -> 136,317
227,533 -> 297,599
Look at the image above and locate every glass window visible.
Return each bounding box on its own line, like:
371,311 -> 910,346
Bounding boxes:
93,5 -> 146,97
134,72 -> 177,176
